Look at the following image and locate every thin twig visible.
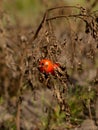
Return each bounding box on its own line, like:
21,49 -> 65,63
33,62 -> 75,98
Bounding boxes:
16,41 -> 27,130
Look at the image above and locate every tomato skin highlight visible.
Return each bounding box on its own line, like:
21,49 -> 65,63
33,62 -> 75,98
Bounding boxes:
39,59 -> 59,75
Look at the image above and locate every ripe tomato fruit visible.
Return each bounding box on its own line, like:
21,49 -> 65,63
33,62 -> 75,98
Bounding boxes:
39,59 -> 59,75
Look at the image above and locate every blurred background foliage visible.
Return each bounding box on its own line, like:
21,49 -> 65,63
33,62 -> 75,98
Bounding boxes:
1,0 -> 98,27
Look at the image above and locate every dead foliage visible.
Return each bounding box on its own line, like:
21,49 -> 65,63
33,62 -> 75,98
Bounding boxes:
0,5 -> 98,130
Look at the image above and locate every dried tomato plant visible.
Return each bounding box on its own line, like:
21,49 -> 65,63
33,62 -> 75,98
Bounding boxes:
0,5 -> 98,130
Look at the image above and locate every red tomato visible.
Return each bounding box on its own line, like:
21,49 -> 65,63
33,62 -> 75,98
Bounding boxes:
39,59 -> 59,75
53,63 -> 60,70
